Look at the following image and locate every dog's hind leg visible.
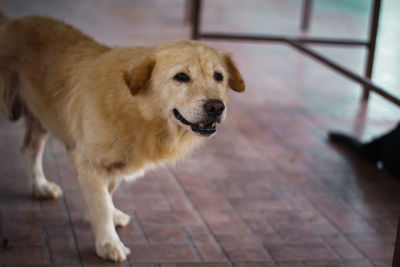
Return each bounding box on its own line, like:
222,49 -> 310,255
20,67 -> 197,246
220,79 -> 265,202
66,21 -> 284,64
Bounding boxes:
21,112 -> 62,198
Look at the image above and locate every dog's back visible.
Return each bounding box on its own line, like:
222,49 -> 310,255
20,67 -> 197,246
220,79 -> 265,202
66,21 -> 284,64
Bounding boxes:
0,11 -> 110,139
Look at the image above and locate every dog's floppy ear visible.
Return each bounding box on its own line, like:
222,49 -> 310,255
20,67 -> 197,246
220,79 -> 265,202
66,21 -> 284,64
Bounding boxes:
124,57 -> 156,96
224,54 -> 245,93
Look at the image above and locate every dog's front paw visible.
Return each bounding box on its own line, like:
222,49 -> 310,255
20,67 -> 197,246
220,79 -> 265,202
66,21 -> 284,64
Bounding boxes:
96,239 -> 130,262
32,181 -> 63,199
113,208 -> 131,227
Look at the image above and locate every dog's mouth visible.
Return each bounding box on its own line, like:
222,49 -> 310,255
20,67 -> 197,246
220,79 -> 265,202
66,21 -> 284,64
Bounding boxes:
173,108 -> 217,137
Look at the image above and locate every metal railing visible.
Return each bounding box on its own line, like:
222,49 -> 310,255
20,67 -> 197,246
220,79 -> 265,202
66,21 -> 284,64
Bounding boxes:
189,0 -> 400,107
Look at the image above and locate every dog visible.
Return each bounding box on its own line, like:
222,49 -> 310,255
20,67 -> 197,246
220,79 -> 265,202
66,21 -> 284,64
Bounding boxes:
0,10 -> 244,262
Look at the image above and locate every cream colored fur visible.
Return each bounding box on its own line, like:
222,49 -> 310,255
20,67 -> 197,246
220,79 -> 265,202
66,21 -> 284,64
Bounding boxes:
0,11 -> 244,262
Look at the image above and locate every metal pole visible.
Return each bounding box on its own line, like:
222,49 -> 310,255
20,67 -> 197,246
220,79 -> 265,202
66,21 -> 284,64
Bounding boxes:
191,0 -> 201,40
287,40 -> 400,107
301,0 -> 313,32
363,0 -> 381,101
199,33 -> 368,46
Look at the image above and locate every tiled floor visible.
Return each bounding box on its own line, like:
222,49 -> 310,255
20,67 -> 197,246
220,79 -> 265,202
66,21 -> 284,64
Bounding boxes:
1,0 -> 400,266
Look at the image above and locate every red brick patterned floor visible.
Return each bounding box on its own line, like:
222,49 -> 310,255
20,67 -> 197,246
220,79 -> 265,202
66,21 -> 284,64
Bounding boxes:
1,0 -> 400,266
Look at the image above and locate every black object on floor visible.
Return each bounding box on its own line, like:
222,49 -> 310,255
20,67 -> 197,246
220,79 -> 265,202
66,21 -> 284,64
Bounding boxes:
329,123 -> 400,178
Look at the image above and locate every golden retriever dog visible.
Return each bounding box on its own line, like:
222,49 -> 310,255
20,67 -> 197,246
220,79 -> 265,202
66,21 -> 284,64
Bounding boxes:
0,10 -> 244,261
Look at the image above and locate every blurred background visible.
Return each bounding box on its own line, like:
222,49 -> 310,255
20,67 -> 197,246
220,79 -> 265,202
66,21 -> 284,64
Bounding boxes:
0,0 -> 399,266
2,0 -> 400,102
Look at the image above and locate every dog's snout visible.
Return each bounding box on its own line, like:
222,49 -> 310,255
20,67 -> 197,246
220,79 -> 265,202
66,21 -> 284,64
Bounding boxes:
204,99 -> 225,117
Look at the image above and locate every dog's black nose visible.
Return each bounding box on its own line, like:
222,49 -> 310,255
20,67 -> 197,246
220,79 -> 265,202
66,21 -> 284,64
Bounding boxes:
204,99 -> 225,117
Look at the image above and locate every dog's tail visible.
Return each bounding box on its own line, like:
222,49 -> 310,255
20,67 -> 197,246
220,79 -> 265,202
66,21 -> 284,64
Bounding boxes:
0,10 -> 7,24
0,72 -> 23,122
0,57 -> 23,122
0,10 -> 22,122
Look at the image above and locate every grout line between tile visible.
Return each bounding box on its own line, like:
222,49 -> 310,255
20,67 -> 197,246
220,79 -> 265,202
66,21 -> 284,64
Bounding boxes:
124,257 -> 132,267
198,151 -> 287,258
226,175 -> 247,197
230,109 -> 365,261
166,165 -> 232,264
181,226 -> 203,262
48,139 -> 83,267
305,222 -> 342,260
159,187 -> 174,211
150,166 -> 174,211
205,171 -> 254,233
120,260 -> 233,265
338,195 -> 398,235
259,242 -> 275,263
41,226 -> 53,263
132,211 -> 150,246
257,210 -> 285,243
307,200 -> 374,265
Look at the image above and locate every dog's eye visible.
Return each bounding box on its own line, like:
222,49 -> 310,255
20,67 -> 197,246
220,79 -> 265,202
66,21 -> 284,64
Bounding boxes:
214,72 -> 223,82
173,72 -> 190,82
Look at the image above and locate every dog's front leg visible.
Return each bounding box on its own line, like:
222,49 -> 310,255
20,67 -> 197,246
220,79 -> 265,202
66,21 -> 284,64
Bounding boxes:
75,162 -> 130,262
108,179 -> 131,227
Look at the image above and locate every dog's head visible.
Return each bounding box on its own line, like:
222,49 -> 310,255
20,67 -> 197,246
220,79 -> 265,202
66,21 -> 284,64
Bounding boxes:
124,40 -> 245,137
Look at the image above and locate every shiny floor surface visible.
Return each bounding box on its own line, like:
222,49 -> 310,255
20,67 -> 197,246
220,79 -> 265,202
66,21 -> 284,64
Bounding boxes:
0,0 -> 399,266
